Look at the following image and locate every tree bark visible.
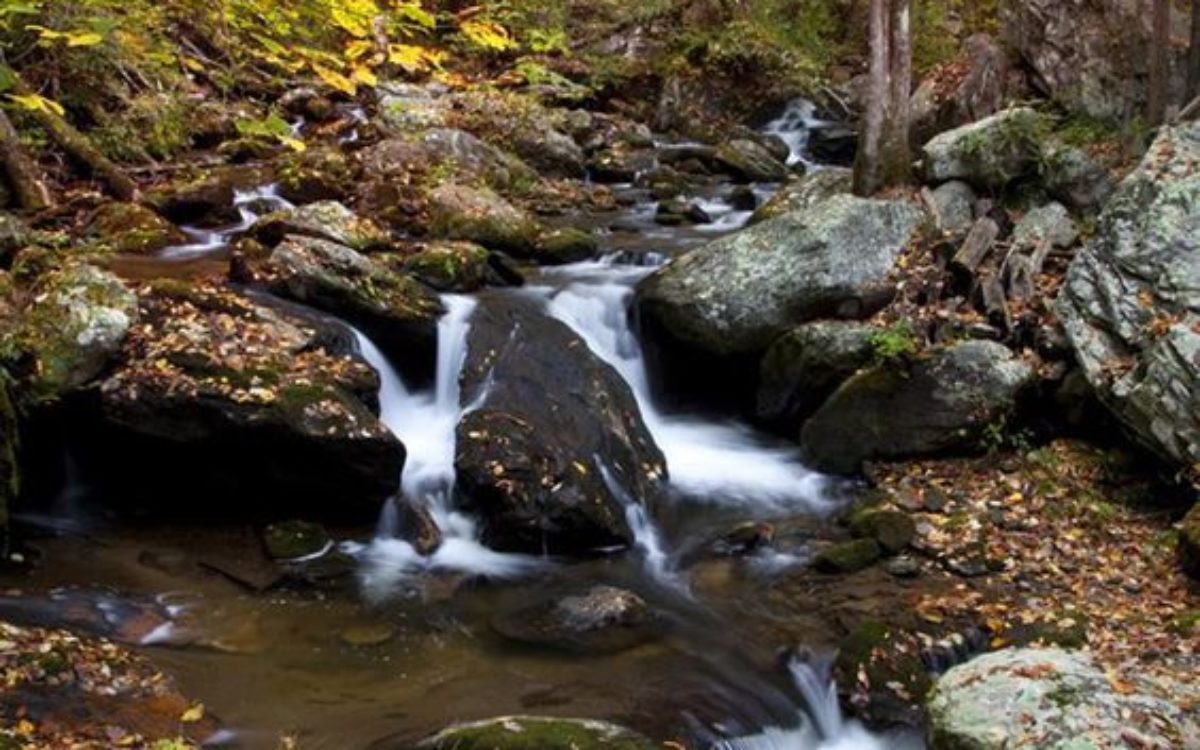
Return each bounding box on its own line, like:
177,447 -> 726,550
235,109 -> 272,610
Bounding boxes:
0,65 -> 138,201
1189,0 -> 1200,98
882,0 -> 912,186
853,0 -> 890,196
0,109 -> 52,212
1149,0 -> 1171,124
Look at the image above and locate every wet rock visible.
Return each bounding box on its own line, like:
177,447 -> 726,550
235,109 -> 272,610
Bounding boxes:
681,521 -> 776,566
264,235 -> 443,374
363,130 -> 536,193
276,146 -> 355,205
1179,503 -> 1200,580
95,282 -> 403,519
927,648 -> 1199,749
806,124 -> 857,165
749,168 -> 853,224
533,227 -> 598,264
927,181 -> 977,237
9,263 -> 138,400
83,203 -> 186,256
812,539 -> 882,573
636,194 -> 923,358
251,201 -> 390,251
801,341 -> 1035,475
491,585 -> 663,654
340,623 -> 396,647
587,146 -> 657,183
399,241 -> 494,292
389,496 -> 442,556
712,139 -> 790,183
408,716 -> 657,750
834,620 -> 931,727
456,296 -> 666,554
428,184 -> 542,255
757,320 -> 877,431
262,520 -> 332,561
637,166 -> 691,200
728,186 -> 758,211
848,509 -> 915,554
921,108 -> 1046,190
513,127 -> 586,179
1057,123 -> 1200,483
655,199 -> 710,226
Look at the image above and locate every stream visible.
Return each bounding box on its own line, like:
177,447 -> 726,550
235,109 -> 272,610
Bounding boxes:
1,104 -> 925,749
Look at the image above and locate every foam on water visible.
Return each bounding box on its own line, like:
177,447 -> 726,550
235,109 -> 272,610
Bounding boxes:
763,98 -> 828,167
160,184 -> 293,260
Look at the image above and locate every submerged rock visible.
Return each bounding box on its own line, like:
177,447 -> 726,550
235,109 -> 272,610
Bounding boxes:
1057,122 -> 1200,483
927,647 -> 1199,749
455,297 -> 666,554
812,538 -> 882,573
491,585 -> 663,653
408,716 -> 657,750
95,282 -> 403,519
801,341 -> 1034,475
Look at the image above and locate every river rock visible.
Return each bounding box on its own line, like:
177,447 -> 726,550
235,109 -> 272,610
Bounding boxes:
749,168 -> 853,225
927,181 -> 977,237
847,508 -> 915,554
636,194 -> 923,358
757,320 -> 877,430
84,202 -> 186,255
712,138 -> 790,183
399,241 -> 495,292
813,538 -> 882,573
801,341 -> 1034,475
409,716 -> 657,750
491,585 -> 663,653
921,108 -> 1046,189
263,235 -> 443,377
1057,122 -> 1200,483
587,146 -> 657,183
11,263 -> 138,400
513,127 -> 586,179
363,129 -> 536,193
95,282 -> 403,519
251,201 -> 390,252
927,647 -> 1199,749
534,227 -> 598,264
428,184 -> 543,255
275,146 -> 356,204
455,297 -> 666,554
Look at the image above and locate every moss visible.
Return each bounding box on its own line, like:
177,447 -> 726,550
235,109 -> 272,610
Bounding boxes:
834,620 -> 933,711
813,538 -> 883,573
870,320 -> 919,364
262,520 -> 331,561
848,509 -> 915,554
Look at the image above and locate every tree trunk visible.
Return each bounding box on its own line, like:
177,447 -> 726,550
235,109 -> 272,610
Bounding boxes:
853,0 -> 890,196
1189,0 -> 1200,98
881,0 -> 912,186
0,65 -> 138,202
0,109 -> 52,212
1149,0 -> 1171,124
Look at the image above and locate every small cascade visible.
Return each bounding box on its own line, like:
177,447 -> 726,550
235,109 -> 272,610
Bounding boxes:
544,266 -> 831,513
160,183 -> 294,260
763,99 -> 827,167
348,297 -> 543,600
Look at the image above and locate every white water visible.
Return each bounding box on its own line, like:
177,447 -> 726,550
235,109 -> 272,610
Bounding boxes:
348,298 -> 543,600
764,99 -> 829,167
543,260 -> 832,514
160,183 -> 294,260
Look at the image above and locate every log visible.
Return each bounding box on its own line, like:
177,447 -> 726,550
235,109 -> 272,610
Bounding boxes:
1,65 -> 138,201
951,217 -> 1000,275
979,269 -> 1012,332
0,108 -> 52,211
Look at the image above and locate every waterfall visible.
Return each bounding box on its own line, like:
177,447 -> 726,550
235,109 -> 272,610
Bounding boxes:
348,297 -> 543,601
763,98 -> 827,167
161,183 -> 294,260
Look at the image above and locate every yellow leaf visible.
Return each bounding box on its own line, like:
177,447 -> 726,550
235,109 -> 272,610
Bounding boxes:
313,63 -> 356,96
7,93 -> 64,117
66,31 -> 103,47
180,703 -> 205,723
345,40 -> 374,61
388,43 -> 442,73
351,65 -> 378,87
181,56 -> 205,72
459,19 -> 516,51
279,136 -> 307,152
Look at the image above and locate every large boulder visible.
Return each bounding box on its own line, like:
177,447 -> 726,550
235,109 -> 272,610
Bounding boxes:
262,236 -> 443,378
95,282 -> 404,519
406,717 -> 657,750
756,320 -> 877,430
250,201 -> 390,252
921,108 -> 1046,189
748,168 -> 853,225
910,34 -> 1010,146
636,194 -> 923,358
1057,123 -> 1200,483
927,648 -> 1199,749
362,129 -> 536,193
428,184 -> 543,255
455,297 -> 666,554
512,127 -> 587,179
84,203 -> 186,255
712,138 -> 791,183
801,341 -> 1034,475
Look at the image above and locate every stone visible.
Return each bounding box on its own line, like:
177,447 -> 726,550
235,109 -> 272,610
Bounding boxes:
1057,123 -> 1200,483
428,184 -> 543,255
805,124 -> 857,166
749,168 -> 853,225
812,538 -> 882,574
1011,202 -> 1077,250
455,296 -> 666,554
491,585 -> 663,654
910,34 -> 1010,145
340,623 -> 396,648
1043,144 -> 1116,211
757,320 -> 877,430
363,129 -> 536,193
83,203 -> 186,256
884,555 -> 920,578
408,716 -> 657,750
375,83 -> 451,133
399,241 -> 494,292
388,496 -> 442,556
834,620 -> 931,727
587,147 -> 657,183
712,138 -> 791,182
801,341 -> 1035,475
512,127 -> 586,179
636,194 -> 923,358
533,227 -> 598,265
276,146 -> 355,205
251,201 -> 390,252
927,647 -> 1199,749
921,108 -> 1046,190
927,181 -> 977,237
262,520 -> 333,561
848,509 -> 915,554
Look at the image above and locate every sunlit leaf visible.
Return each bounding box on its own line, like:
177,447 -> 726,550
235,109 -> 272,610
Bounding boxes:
313,63 -> 356,96
7,92 -> 64,117
459,19 -> 516,52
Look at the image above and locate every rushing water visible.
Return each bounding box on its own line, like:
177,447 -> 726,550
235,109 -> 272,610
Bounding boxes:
4,100 -> 922,749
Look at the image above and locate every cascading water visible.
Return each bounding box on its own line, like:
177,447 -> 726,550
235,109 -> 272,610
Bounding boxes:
348,297 -> 543,601
763,98 -> 828,167
160,184 -> 293,260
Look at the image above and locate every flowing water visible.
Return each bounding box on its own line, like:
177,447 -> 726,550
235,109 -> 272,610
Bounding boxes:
2,101 -> 925,749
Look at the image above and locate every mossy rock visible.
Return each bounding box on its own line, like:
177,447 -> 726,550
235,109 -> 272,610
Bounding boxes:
812,538 -> 882,573
848,509 -> 915,554
1180,503 -> 1200,580
428,184 -> 542,255
533,228 -> 598,265
834,620 -> 932,727
276,147 -> 356,205
413,717 -> 657,750
399,242 -> 491,292
251,201 -> 390,252
262,520 -> 332,561
85,202 -> 186,256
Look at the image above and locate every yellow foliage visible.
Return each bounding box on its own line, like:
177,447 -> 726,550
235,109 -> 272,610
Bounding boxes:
458,19 -> 516,52
7,92 -> 64,116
